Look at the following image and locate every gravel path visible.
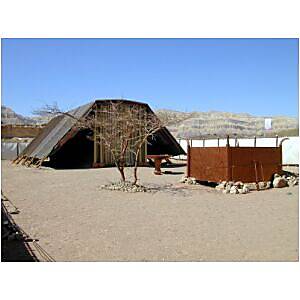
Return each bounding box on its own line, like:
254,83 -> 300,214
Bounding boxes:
1,160 -> 298,261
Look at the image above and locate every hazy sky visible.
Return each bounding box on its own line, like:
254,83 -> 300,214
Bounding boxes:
1,38 -> 298,117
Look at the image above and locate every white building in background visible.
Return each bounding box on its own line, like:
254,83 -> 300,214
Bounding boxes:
264,118 -> 272,130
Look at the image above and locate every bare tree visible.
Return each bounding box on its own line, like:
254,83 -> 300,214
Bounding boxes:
33,101 -> 168,185
129,111 -> 168,185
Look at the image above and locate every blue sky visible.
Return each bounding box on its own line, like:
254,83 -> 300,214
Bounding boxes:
1,38 -> 298,117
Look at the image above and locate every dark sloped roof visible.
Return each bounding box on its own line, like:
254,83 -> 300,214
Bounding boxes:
20,102 -> 94,159
151,127 -> 186,156
20,99 -> 185,162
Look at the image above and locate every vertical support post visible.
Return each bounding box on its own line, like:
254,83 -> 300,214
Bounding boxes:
93,105 -> 98,166
16,142 -> 19,157
254,161 -> 258,183
276,135 -> 279,147
254,136 -> 256,147
217,138 -> 219,147
227,146 -> 232,181
187,141 -> 191,177
260,162 -> 265,182
279,143 -> 283,173
203,139 -> 205,147
226,135 -> 230,147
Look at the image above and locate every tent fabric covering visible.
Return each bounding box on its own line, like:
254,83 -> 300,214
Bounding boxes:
19,102 -> 94,160
16,99 -> 185,167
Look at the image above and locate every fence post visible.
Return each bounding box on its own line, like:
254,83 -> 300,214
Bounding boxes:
187,141 -> 191,177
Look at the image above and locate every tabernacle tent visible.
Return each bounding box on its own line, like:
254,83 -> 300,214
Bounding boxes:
14,99 -> 185,168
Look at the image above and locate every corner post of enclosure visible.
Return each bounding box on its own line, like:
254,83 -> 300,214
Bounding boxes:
187,139 -> 191,177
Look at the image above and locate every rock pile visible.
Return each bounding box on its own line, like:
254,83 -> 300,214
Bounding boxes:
215,172 -> 299,194
215,181 -> 253,194
100,181 -> 148,193
179,172 -> 299,194
273,173 -> 298,188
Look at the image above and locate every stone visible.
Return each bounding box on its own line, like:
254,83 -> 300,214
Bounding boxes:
223,189 -> 230,194
238,189 -> 244,194
244,183 -> 257,191
230,186 -> 239,194
234,181 -> 243,187
186,178 -> 193,184
288,178 -> 298,187
273,177 -> 288,188
225,185 -> 231,193
216,183 -> 226,190
242,186 -> 250,194
190,177 -> 197,184
185,177 -> 197,185
258,181 -> 269,190
274,173 -> 280,178
179,176 -> 187,183
258,181 -> 265,189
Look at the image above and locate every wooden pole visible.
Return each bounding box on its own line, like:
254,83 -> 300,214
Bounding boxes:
187,142 -> 191,177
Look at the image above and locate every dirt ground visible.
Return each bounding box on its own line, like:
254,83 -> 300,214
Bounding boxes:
1,160 -> 299,262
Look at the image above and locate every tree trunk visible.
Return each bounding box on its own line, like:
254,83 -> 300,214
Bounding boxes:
133,165 -> 138,185
118,140 -> 129,182
132,144 -> 142,185
118,166 -> 126,182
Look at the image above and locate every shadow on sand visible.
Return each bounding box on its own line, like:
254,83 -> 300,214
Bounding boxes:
1,202 -> 39,262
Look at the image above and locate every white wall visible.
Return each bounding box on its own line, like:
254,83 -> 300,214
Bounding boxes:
176,137 -> 299,165
1,142 -> 30,160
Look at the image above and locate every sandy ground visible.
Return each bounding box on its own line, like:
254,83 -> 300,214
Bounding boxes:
1,160 -> 299,262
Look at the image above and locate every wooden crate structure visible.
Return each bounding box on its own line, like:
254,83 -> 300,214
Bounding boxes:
187,145 -> 282,182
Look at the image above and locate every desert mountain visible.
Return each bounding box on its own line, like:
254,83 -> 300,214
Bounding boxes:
1,105 -> 36,125
1,105 -> 298,138
156,109 -> 298,138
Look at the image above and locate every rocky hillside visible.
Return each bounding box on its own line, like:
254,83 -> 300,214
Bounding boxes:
1,105 -> 52,125
1,105 -> 36,125
156,109 -> 299,138
1,105 -> 298,138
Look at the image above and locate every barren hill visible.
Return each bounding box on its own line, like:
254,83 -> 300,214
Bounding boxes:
156,109 -> 298,138
1,105 -> 36,125
1,105 -> 298,138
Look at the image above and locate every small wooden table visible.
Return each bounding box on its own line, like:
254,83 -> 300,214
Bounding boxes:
146,154 -> 170,175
